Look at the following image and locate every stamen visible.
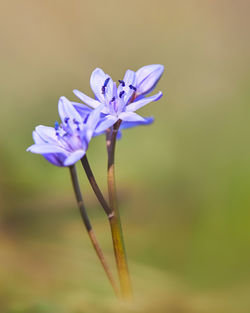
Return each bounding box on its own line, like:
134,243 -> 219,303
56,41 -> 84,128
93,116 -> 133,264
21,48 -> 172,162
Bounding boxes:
56,131 -> 60,136
102,77 -> 111,94
54,121 -> 59,130
64,117 -> 69,124
110,96 -> 115,103
76,126 -> 80,131
129,84 -> 137,91
103,77 -> 110,87
73,118 -> 80,125
119,91 -> 125,98
118,80 -> 125,87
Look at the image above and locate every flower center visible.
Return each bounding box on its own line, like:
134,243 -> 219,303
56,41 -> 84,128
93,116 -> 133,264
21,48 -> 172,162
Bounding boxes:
54,117 -> 83,152
101,78 -> 137,116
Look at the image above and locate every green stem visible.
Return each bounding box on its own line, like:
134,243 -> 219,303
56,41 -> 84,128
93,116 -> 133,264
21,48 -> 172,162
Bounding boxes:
107,121 -> 133,300
81,154 -> 132,299
69,165 -> 119,298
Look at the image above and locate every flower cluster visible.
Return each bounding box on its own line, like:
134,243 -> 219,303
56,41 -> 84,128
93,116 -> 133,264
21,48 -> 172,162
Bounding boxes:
27,64 -> 164,166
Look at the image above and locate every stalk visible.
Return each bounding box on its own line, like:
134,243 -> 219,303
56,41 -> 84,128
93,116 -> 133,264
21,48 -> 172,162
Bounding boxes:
81,155 -> 112,217
80,123 -> 133,299
106,121 -> 133,300
69,165 -> 119,298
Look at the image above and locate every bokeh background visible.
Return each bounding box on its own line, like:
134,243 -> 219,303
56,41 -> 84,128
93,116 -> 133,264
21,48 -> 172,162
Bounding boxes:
1,0 -> 250,312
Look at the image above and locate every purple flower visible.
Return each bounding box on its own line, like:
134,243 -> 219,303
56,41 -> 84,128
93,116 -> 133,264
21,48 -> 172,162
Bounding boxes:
72,66 -> 163,134
27,97 -> 102,167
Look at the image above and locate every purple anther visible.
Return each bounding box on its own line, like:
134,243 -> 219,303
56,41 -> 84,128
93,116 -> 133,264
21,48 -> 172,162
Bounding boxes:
54,121 -> 59,130
64,117 -> 70,124
103,77 -> 110,87
129,84 -> 137,91
119,90 -> 125,98
118,80 -> 125,87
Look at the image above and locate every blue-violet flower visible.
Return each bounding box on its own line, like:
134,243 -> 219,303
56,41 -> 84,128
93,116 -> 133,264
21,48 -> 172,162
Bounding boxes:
72,65 -> 163,134
27,97 -> 103,167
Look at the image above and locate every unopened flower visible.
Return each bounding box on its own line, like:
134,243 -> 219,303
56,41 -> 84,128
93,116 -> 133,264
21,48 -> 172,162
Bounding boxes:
72,67 -> 163,134
27,97 -> 102,166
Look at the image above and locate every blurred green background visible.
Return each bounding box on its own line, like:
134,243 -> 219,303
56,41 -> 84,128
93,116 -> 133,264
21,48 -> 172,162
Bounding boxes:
1,0 -> 250,312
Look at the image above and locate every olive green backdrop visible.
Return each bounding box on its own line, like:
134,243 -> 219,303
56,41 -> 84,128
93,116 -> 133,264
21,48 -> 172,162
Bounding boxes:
0,1 -> 250,312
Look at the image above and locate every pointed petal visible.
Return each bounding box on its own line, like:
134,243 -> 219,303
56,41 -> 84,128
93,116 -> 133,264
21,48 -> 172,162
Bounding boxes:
58,96 -> 83,126
126,91 -> 162,112
63,149 -> 85,166
32,130 -> 45,144
86,104 -> 104,130
118,112 -> 146,122
73,89 -> 101,109
85,104 -> 104,141
120,116 -> 154,130
94,117 -> 154,139
90,68 -> 113,102
35,125 -> 58,143
44,154 -> 66,167
95,115 -> 118,133
115,117 -> 154,139
136,64 -> 164,96
27,144 -> 67,154
72,102 -> 92,113
72,102 -> 92,121
90,68 -> 106,102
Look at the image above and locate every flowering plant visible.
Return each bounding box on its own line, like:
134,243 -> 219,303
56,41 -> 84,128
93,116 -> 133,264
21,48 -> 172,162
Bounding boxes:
27,64 -> 164,300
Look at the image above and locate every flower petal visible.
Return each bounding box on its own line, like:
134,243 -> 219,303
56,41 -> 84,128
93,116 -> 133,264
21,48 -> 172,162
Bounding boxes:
32,130 -> 45,144
93,117 -> 153,138
35,125 -> 58,143
44,154 -> 66,167
86,104 -> 103,129
120,116 -> 154,130
90,68 -> 113,102
72,102 -> 92,122
72,102 -> 92,113
126,91 -> 162,112
85,104 -> 104,141
118,112 -> 146,122
58,96 -> 83,126
95,115 -> 118,133
136,64 -> 164,96
27,144 -> 67,154
114,117 -> 154,140
63,149 -> 86,166
73,89 -> 101,109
